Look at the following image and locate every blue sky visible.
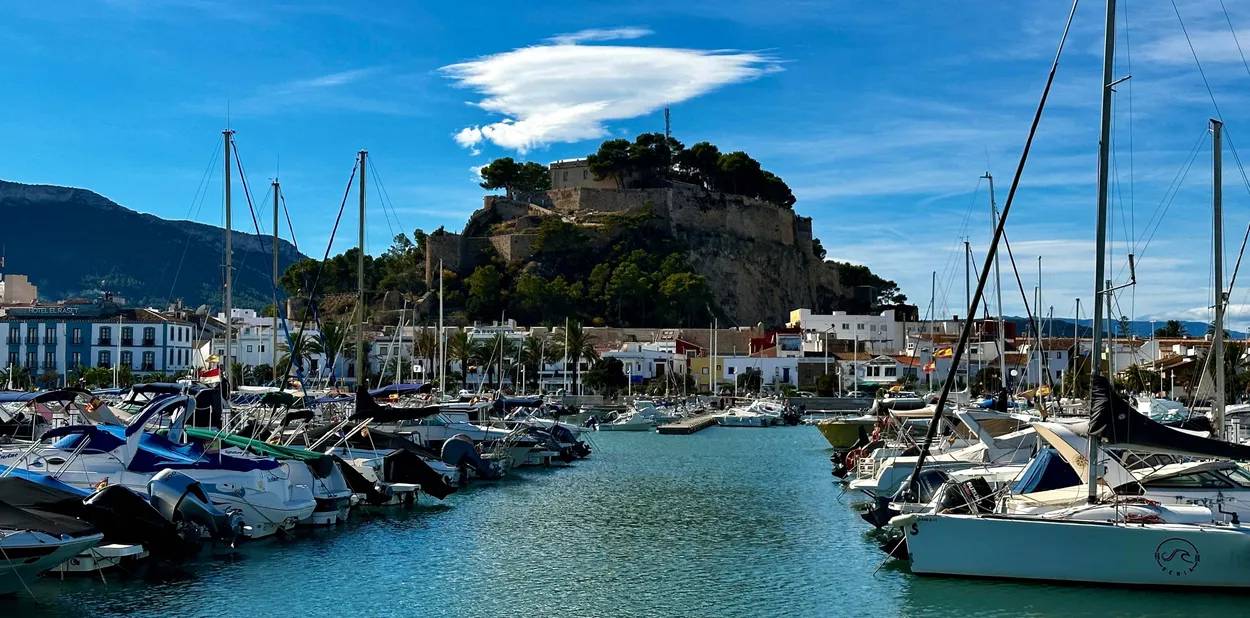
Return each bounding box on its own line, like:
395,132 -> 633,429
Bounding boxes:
4,1 -> 1250,327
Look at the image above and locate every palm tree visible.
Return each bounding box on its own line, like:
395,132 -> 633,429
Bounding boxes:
448,331 -> 473,389
279,328 -> 317,379
554,322 -> 598,395
309,321 -> 349,382
414,327 -> 438,383
519,334 -> 548,392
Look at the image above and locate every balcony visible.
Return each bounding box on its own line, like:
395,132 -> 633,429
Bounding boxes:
141,338 -> 156,347
140,364 -> 156,372
98,338 -> 112,346
121,338 -> 134,347
43,337 -> 55,345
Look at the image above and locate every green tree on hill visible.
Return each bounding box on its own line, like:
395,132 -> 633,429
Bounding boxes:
1154,320 -> 1187,338
478,157 -> 551,198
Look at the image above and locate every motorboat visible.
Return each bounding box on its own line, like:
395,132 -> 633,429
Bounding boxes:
181,426 -> 355,525
0,527 -> 103,596
596,411 -> 655,431
0,395 -> 316,540
716,406 -> 773,427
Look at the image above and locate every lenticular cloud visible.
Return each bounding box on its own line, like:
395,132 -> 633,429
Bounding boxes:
441,37 -> 780,153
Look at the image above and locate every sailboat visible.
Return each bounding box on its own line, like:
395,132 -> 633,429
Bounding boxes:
886,0 -> 1250,588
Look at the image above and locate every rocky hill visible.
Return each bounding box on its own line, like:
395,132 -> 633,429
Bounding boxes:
425,184 -> 906,326
0,180 -> 306,309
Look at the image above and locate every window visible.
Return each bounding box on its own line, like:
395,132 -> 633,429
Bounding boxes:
44,325 -> 56,344
7,352 -> 16,367
121,326 -> 133,345
259,345 -> 265,353
71,327 -> 82,345
246,345 -> 253,353
98,350 -> 111,368
142,327 -> 155,345
5,327 -> 16,345
857,324 -> 865,330
43,351 -> 55,370
71,352 -> 81,368
728,366 -> 736,375
841,323 -> 849,330
99,326 -> 112,345
562,171 -> 568,181
120,351 -> 133,367
25,327 -> 37,344
142,351 -> 155,371
885,366 -> 897,377
25,351 -> 35,368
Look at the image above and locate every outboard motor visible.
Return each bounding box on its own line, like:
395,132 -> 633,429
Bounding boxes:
441,434 -> 503,480
148,469 -> 241,544
548,424 -> 591,459
83,484 -> 202,559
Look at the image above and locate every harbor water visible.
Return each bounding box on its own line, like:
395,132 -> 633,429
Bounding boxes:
8,426 -> 1250,617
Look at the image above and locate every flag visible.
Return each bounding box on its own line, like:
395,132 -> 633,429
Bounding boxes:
934,347 -> 954,358
923,361 -> 936,374
200,366 -> 221,384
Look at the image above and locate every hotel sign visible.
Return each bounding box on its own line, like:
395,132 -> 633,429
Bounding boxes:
7,304 -> 117,319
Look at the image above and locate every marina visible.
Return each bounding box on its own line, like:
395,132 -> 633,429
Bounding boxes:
11,0 -> 1250,614
4,426 -> 1250,617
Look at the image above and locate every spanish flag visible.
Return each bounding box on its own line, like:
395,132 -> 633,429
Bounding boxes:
935,347 -> 954,358
923,360 -> 936,374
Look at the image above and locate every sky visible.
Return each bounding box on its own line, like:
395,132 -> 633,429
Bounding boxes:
4,1 -> 1250,328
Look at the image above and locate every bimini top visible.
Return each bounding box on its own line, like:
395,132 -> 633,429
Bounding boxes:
41,424 -> 281,474
0,388 -> 90,404
368,383 -> 431,398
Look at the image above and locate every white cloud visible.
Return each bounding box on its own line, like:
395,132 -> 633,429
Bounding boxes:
547,27 -> 653,45
441,38 -> 780,153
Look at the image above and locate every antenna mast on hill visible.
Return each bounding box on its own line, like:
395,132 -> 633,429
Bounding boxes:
664,107 -> 671,141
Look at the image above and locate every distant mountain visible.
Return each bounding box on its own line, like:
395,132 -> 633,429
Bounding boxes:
0,180 -> 306,310
1005,316 -> 1246,340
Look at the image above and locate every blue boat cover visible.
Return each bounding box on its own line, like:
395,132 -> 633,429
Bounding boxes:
42,425 -> 281,473
1011,447 -> 1080,494
4,468 -> 91,497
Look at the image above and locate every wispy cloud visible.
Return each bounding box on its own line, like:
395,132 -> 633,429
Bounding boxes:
199,66 -> 427,117
441,34 -> 781,153
547,27 -> 653,45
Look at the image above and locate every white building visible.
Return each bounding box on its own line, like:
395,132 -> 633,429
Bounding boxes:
789,308 -> 905,354
720,356 -> 800,390
602,341 -> 689,385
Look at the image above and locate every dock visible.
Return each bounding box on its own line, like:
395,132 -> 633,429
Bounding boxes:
656,414 -> 720,435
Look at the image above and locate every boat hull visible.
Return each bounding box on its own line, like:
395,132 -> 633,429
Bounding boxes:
816,418 -> 875,448
900,513 -> 1250,588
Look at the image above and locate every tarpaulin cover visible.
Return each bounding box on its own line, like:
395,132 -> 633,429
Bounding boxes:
1090,375 -> 1250,460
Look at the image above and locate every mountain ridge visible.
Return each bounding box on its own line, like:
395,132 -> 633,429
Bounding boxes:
0,179 -> 307,310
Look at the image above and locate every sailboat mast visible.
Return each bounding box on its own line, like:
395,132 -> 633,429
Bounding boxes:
356,149 -> 367,386
272,177 -> 280,377
223,129 -> 234,394
1213,118 -> 1226,438
985,171 -> 1005,387
965,241 -> 972,386
438,259 -> 445,395
1088,0 -> 1117,504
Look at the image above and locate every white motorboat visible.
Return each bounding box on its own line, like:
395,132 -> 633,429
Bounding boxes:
0,396 -> 316,540
0,530 -> 105,596
597,411 -> 655,431
716,407 -> 772,427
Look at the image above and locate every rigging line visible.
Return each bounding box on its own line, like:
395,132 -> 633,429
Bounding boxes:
281,158 -> 358,387
279,192 -> 300,253
165,139 -> 222,304
1128,128 -> 1207,271
1124,0 -> 1135,244
369,155 -> 409,246
907,0 -> 1080,498
1131,127 -> 1207,256
1001,228 -> 1058,399
367,163 -> 398,240
1170,0 -> 1226,120
1224,135 -> 1250,296
1219,0 -> 1250,82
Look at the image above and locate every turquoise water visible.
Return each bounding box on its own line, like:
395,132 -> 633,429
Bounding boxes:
6,427 -> 1250,616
